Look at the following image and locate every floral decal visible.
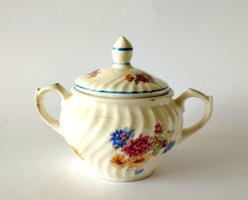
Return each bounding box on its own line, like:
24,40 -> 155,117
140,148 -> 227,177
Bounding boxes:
152,124 -> 176,156
135,168 -> 144,175
125,74 -> 133,82
109,154 -> 126,169
69,144 -> 84,161
162,141 -> 176,155
109,127 -> 135,149
121,134 -> 153,157
127,153 -> 152,169
154,122 -> 163,134
109,122 -> 176,175
125,73 -> 157,85
87,69 -> 100,78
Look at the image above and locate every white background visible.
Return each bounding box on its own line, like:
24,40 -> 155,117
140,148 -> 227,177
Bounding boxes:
0,0 -> 248,199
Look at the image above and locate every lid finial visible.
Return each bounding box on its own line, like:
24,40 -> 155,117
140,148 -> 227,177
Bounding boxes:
112,36 -> 133,68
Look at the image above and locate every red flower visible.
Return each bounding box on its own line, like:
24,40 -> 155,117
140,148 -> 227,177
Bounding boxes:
119,133 -> 127,140
87,69 -> 100,78
136,74 -> 151,83
121,134 -> 154,157
134,79 -> 140,85
154,122 -> 163,134
88,69 -> 100,75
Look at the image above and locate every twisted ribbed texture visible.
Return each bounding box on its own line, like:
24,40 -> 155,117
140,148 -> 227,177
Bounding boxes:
75,67 -> 169,99
60,95 -> 182,181
74,37 -> 169,99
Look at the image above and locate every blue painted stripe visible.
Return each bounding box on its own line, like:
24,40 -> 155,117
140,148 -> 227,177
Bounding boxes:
74,84 -> 169,94
114,63 -> 130,65
112,47 -> 133,51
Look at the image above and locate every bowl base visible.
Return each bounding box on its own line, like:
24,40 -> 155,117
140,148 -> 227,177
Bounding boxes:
86,169 -> 155,182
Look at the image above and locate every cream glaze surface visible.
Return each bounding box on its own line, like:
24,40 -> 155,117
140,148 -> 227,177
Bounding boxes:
61,88 -> 180,181
35,37 -> 213,181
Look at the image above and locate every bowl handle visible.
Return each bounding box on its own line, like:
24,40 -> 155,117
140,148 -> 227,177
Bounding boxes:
175,88 -> 213,144
35,83 -> 71,137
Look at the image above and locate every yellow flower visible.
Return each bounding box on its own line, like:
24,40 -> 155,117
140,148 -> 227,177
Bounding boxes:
87,73 -> 97,78
127,153 -> 152,169
110,154 -> 126,169
69,144 -> 84,161
125,74 -> 133,82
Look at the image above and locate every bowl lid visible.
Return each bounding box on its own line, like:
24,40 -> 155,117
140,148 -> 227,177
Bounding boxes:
74,36 -> 170,99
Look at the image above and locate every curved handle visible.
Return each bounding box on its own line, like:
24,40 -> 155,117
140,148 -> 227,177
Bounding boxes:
175,88 -> 213,143
35,83 -> 71,137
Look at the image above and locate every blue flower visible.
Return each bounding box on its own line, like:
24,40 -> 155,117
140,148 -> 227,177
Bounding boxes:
109,127 -> 135,148
161,140 -> 176,155
135,168 -> 144,175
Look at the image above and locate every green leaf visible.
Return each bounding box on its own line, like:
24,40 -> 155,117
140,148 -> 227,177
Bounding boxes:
153,137 -> 161,144
160,133 -> 167,138
113,146 -> 120,150
167,129 -> 175,134
156,134 -> 164,141
152,144 -> 162,156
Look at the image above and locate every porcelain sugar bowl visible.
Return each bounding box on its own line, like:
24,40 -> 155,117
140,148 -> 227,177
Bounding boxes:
35,36 -> 213,182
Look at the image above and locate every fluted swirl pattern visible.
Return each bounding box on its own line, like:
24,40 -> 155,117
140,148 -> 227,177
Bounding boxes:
75,66 -> 169,98
60,95 -> 182,181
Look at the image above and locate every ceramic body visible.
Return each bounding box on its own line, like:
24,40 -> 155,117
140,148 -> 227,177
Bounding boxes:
35,84 -> 213,181
35,37 -> 213,181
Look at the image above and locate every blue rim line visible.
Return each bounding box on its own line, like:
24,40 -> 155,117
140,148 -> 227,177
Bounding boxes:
112,47 -> 133,51
114,63 -> 131,65
74,84 -> 169,94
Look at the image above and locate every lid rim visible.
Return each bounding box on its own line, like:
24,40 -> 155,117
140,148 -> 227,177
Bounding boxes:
72,86 -> 174,100
74,83 -> 169,94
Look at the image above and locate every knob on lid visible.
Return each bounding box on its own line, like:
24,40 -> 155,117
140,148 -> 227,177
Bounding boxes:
112,36 -> 133,65
74,36 -> 170,99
